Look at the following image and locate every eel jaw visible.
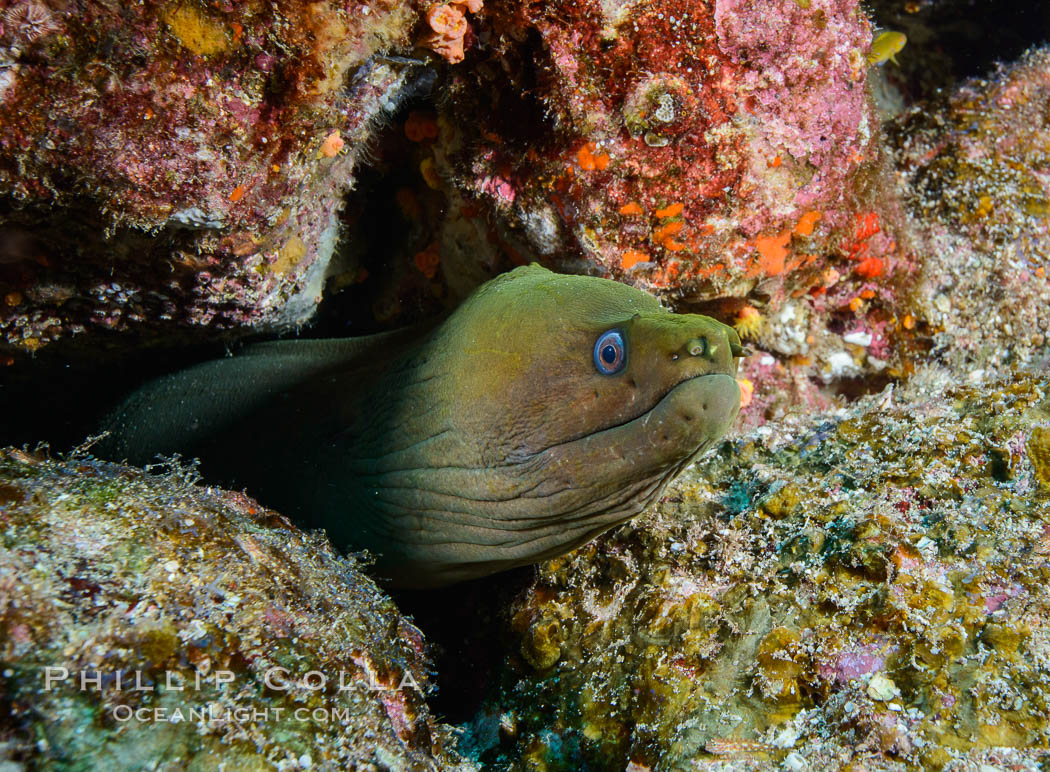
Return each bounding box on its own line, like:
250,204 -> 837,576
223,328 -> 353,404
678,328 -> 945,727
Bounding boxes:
382,373 -> 741,588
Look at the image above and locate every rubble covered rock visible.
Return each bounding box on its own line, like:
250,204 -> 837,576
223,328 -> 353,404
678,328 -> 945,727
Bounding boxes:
0,449 -> 475,770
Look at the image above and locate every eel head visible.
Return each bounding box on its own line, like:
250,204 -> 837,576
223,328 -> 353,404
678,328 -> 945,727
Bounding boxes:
360,264 -> 742,586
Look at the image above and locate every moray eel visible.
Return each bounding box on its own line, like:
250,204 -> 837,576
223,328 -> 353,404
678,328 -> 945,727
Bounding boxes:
102,265 -> 742,587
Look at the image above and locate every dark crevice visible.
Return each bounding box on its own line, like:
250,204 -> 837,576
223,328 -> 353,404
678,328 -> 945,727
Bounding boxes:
390,566 -> 535,724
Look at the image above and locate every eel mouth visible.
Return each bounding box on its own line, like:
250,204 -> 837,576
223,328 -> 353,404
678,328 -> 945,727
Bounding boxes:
612,371 -> 741,458
531,371 -> 741,460
520,371 -> 741,481
387,373 -> 741,588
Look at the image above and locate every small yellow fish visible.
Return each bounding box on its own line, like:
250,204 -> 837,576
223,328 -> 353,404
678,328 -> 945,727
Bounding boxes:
867,30 -> 907,65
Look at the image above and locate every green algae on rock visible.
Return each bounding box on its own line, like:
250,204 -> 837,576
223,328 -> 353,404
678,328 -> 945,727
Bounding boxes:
0,449 -> 475,770
462,367 -> 1050,770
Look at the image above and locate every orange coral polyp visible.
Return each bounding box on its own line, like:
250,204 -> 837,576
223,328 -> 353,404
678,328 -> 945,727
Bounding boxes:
414,246 -> 441,278
431,36 -> 465,63
576,142 -> 600,170
451,0 -> 483,11
793,210 -> 821,237
653,221 -> 684,242
753,229 -> 792,276
854,212 -> 880,241
621,249 -> 649,269
424,1 -> 476,63
320,130 -> 344,157
427,4 -> 466,35
405,112 -> 439,142
655,202 -> 684,218
737,378 -> 754,408
855,256 -> 885,278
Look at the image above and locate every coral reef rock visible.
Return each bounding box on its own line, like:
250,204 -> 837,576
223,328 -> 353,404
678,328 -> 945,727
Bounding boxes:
0,449 -> 474,770
0,0 -> 904,357
892,46 -> 1050,371
444,0 -> 893,304
0,0 -> 431,352
730,43 -> 1050,428
462,366 -> 1050,770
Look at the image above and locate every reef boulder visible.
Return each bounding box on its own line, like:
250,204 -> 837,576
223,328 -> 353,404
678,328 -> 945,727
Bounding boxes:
0,0 -> 431,353
0,449 -> 474,770
443,0 -> 892,303
0,0 -> 904,360
891,46 -> 1050,371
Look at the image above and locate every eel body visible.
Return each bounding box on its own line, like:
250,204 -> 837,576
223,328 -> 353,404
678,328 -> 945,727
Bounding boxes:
102,265 -> 742,587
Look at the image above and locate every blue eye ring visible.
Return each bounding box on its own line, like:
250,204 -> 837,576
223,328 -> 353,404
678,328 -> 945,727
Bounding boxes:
593,329 -> 627,375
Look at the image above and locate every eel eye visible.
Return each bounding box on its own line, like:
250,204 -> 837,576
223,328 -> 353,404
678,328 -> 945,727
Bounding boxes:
593,330 -> 627,375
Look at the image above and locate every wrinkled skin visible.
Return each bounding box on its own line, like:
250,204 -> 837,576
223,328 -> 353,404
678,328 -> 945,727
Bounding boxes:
103,265 -> 742,587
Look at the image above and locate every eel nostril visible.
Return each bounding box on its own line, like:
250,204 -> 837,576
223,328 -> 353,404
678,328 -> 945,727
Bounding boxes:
686,337 -> 708,358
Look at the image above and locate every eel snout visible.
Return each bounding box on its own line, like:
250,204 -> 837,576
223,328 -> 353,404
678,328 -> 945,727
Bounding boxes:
671,373 -> 741,438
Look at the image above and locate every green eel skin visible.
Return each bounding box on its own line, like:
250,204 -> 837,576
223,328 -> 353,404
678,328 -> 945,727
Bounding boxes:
102,265 -> 743,588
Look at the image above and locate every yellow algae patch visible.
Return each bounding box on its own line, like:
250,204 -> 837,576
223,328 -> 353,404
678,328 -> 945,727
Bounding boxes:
163,4 -> 230,56
304,3 -> 350,95
272,236 -> 307,275
420,157 -> 442,190
1027,426 -> 1050,487
761,482 -> 802,519
520,615 -> 562,670
975,194 -> 994,218
977,722 -> 1030,748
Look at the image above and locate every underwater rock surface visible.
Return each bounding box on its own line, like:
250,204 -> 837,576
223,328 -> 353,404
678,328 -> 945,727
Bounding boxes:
0,0 -> 901,357
443,0 -> 892,301
0,0 -> 430,352
1,2 -> 1049,770
0,449 -> 474,770
730,43 -> 1050,428
463,367 -> 1050,770
892,46 -> 1050,371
